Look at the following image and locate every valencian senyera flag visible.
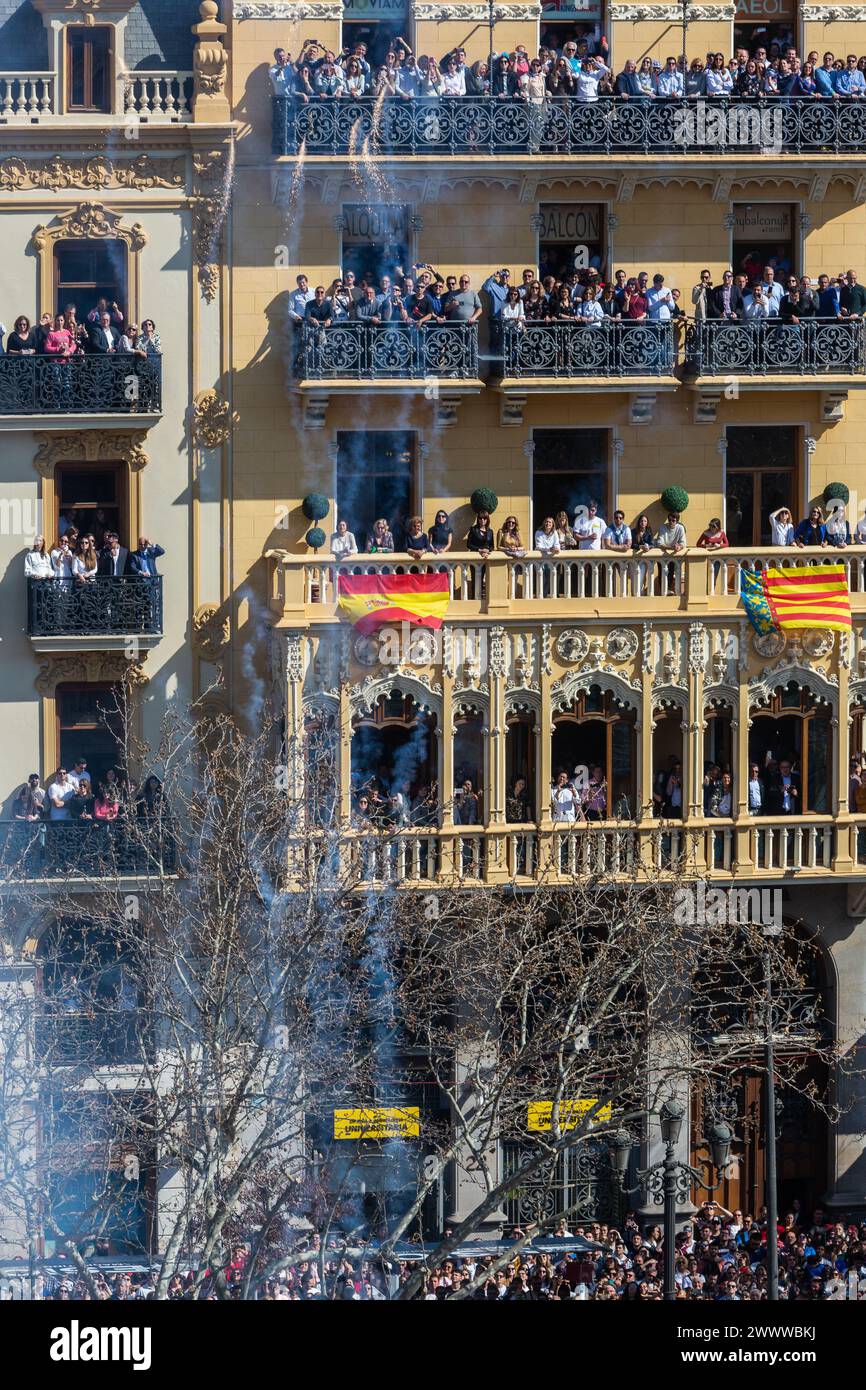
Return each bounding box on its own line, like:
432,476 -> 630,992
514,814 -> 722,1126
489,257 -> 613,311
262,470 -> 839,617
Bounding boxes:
337,572 -> 450,635
741,562 -> 851,636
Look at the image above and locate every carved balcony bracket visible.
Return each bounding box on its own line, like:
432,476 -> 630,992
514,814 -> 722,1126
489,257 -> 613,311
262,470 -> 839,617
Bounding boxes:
436,394 -> 463,428
189,388 -> 231,448
35,652 -> 149,697
629,392 -> 657,426
303,392 -> 330,430
821,389 -> 848,424
693,388 -> 723,424
191,148 -> 233,303
500,392 -> 526,427
192,603 -> 230,662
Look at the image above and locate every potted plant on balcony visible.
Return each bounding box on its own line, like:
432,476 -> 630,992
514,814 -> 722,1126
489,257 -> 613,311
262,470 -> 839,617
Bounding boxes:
470,487 -> 498,517
302,494 -> 330,599
660,486 -> 690,515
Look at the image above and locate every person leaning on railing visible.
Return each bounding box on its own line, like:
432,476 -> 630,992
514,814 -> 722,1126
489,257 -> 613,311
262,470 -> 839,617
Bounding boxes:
24,535 -> 54,579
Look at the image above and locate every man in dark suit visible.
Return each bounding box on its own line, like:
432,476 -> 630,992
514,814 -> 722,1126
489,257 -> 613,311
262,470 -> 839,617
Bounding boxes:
128,537 -> 165,577
764,759 -> 801,816
98,532 -> 130,577
708,270 -> 744,319
85,311 -> 120,354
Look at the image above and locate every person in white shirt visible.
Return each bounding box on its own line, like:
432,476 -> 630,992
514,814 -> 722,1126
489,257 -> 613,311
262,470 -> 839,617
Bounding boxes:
578,286 -> 605,323
656,511 -> 687,552
24,536 -> 55,579
656,57 -> 684,97
646,274 -> 674,321
551,771 -> 579,821
748,763 -> 764,815
744,285 -> 769,320
72,534 -> 99,581
575,56 -> 609,102
535,514 -> 561,596
269,48 -> 294,96
761,266 -> 784,314
330,519 -> 358,559
50,534 -> 75,578
824,500 -> 849,547
855,509 -> 866,544
48,769 -> 75,820
603,510 -> 632,551
288,274 -> 315,326
67,758 -> 87,792
769,506 -> 795,546
574,501 -> 607,549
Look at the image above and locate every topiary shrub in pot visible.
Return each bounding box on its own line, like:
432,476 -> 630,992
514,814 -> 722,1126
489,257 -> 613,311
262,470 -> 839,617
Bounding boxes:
470,487 -> 499,516
660,486 -> 690,514
823,481 -> 850,506
301,492 -> 329,522
305,526 -> 326,552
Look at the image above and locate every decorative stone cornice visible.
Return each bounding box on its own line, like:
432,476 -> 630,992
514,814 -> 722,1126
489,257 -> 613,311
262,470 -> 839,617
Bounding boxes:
234,1 -> 342,17
189,388 -> 231,448
33,430 -> 149,480
612,2 -> 735,17
413,1 -> 540,16
191,149 -> 232,304
32,202 -> 146,256
0,154 -> 184,194
35,653 -> 148,697
801,5 -> 866,19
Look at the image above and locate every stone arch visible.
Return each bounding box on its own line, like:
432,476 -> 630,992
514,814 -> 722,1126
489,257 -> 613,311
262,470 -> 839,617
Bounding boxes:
551,668 -> 640,719
31,201 -> 147,325
350,673 -> 442,722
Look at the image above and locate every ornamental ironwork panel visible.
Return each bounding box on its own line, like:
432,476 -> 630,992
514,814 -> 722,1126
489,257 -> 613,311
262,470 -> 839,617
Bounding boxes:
35,1014 -> 154,1065
0,820 -> 177,879
27,577 -> 163,637
503,320 -> 675,378
300,322 -> 478,380
0,354 -> 162,415
686,317 -> 866,376
273,95 -> 866,156
502,1138 -> 621,1227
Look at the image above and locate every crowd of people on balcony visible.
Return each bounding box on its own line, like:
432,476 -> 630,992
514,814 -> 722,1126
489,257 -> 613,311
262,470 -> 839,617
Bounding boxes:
11,764 -> 163,826
322,497 -> 866,561
25,530 -> 164,581
0,303 -> 161,358
289,268 -> 483,331
270,37 -> 866,106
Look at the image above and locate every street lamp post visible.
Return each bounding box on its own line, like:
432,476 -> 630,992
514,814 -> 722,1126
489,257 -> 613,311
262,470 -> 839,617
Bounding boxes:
681,0 -> 690,88
609,1098 -> 734,1301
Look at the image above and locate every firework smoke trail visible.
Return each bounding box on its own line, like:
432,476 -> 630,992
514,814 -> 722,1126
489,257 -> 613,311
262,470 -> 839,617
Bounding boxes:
276,137 -> 307,416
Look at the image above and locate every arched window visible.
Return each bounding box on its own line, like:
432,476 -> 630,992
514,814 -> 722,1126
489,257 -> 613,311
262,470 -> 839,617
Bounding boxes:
749,683 -> 832,814
552,685 -> 637,819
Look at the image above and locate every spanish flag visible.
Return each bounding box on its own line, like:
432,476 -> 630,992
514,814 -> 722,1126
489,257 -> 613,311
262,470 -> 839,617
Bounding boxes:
338,572 -> 450,635
741,562 -> 851,635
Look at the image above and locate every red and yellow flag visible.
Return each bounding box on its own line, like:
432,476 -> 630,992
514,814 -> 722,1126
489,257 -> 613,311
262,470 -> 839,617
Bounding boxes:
763,562 -> 851,633
338,572 -> 450,635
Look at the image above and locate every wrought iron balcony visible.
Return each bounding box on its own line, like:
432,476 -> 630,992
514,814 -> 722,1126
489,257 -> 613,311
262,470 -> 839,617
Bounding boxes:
0,820 -> 177,880
686,317 -> 866,377
27,577 -> 163,640
298,321 -> 478,381
35,1013 -> 153,1064
273,94 -> 866,157
502,320 -> 675,378
0,353 -> 162,415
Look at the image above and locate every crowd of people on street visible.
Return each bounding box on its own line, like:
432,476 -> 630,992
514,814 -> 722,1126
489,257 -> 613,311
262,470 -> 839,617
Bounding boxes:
30,1200 -> 866,1299
0,302 -> 161,359
270,37 -> 866,105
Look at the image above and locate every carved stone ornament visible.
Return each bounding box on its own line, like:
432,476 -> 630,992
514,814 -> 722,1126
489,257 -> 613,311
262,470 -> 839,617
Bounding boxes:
802,629 -> 835,658
752,630 -> 786,659
612,2 -> 735,16
192,604 -> 230,662
33,430 -> 148,479
413,2 -> 540,15
0,155 -> 184,194
36,653 -> 148,697
606,628 -> 639,664
190,389 -> 231,448
235,0 -> 342,14
353,634 -> 380,668
32,202 -> 146,256
800,5 -> 866,18
193,1 -> 228,100
191,149 -> 232,304
556,628 -> 589,664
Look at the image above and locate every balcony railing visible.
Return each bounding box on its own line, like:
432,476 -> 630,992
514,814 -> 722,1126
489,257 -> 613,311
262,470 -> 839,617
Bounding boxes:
0,354 -> 162,415
27,577 -> 163,639
289,820 -> 855,888
273,95 -> 866,157
35,1013 -> 152,1064
123,70 -> 194,123
0,821 -> 177,881
0,72 -> 54,121
686,317 -> 866,376
298,322 -> 478,381
269,547 -> 866,617
502,320 -> 675,378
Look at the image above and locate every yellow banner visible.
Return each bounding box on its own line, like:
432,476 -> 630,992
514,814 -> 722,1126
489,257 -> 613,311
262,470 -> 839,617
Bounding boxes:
527,1100 -> 612,1133
333,1107 -> 421,1140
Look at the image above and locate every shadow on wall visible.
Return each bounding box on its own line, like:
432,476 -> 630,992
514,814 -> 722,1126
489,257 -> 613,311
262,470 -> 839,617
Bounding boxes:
128,0 -> 204,70
0,4 -> 48,70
